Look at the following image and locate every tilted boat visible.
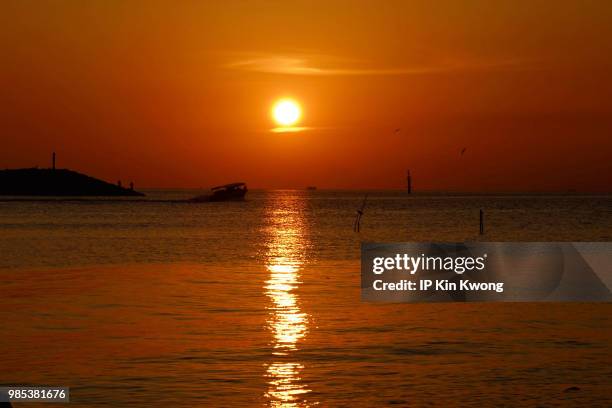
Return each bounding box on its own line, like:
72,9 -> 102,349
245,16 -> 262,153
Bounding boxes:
190,182 -> 248,202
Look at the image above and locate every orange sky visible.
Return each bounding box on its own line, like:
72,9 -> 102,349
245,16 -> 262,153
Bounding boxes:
2,1 -> 612,191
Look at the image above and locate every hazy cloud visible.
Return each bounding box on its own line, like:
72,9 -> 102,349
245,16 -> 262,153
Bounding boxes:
270,126 -> 310,133
226,54 -> 525,76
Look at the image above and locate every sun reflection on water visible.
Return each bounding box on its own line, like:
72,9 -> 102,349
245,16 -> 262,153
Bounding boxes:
263,195 -> 313,407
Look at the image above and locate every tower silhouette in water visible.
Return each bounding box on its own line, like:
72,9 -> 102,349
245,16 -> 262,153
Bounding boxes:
406,170 -> 412,194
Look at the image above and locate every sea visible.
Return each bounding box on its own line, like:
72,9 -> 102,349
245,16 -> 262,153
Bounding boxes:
0,190 -> 611,406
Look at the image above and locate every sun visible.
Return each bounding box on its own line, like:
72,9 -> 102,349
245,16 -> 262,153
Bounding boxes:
272,99 -> 302,127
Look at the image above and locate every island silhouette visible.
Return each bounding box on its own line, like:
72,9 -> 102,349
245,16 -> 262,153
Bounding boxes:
0,154 -> 144,196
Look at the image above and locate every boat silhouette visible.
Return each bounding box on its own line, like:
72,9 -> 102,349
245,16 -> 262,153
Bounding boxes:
189,182 -> 248,202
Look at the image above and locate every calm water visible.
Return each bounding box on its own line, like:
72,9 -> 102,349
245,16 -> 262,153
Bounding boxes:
0,191 -> 611,406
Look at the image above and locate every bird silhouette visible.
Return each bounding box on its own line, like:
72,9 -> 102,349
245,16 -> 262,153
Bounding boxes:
460,147 -> 467,156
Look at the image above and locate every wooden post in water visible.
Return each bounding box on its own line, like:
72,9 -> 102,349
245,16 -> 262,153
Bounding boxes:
353,194 -> 368,232
406,170 -> 412,194
479,209 -> 484,235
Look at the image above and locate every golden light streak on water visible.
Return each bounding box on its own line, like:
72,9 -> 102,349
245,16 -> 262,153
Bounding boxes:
263,195 -> 313,407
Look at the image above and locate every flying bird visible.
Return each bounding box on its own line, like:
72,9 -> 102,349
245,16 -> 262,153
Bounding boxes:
394,128 -> 401,134
460,147 -> 467,156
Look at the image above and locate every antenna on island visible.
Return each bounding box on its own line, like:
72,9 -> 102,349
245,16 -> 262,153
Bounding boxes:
52,152 -> 56,170
406,169 -> 412,194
